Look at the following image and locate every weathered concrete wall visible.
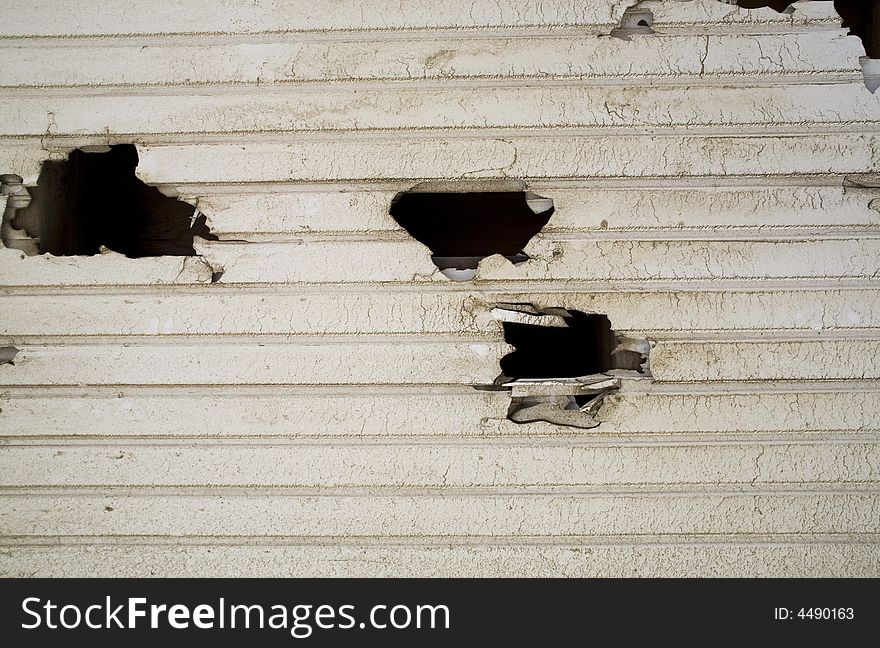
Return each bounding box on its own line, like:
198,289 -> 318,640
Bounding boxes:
0,0 -> 878,576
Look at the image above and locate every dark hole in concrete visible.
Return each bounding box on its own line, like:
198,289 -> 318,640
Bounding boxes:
732,1 -> 792,11
610,6 -> 654,39
834,0 -> 880,58
489,305 -> 650,428
5,144 -> 216,257
499,312 -> 616,381
389,188 -> 553,280
731,1 -> 880,57
493,306 -> 650,384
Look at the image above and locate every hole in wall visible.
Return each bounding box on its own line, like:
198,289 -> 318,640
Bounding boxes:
389,181 -> 554,280
488,304 -> 650,429
499,310 -> 617,380
833,0 -> 880,59
1,144 -> 216,257
724,1 -> 880,57
726,1 -> 792,12
831,0 -> 880,92
610,5 -> 655,40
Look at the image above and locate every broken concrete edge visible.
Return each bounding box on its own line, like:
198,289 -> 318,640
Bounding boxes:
860,57 -> 880,94
388,178 -> 557,282
504,374 -> 621,397
397,179 -> 526,194
508,398 -> 603,430
609,0 -> 839,28
657,0 -> 822,24
489,304 -> 570,328
1,174 -> 40,254
472,253 -> 515,281
606,0 -> 797,40
488,305 -> 653,365
844,174 -> 880,190
609,1 -> 655,40
698,1 -> 880,96
173,190 -> 225,241
613,1 -> 875,94
470,236 -> 558,281
1,143 -> 223,266
479,304 -> 654,428
0,346 -> 20,366
0,244 -> 217,285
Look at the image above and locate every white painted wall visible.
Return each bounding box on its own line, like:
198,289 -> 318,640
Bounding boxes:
0,0 -> 877,576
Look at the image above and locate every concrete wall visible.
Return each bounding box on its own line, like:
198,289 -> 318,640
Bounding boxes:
0,0 -> 878,576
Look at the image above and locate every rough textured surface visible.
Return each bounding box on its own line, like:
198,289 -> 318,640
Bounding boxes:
0,0 -> 878,577
3,543 -> 876,578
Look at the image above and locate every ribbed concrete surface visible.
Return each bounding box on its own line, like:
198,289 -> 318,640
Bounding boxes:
0,0 -> 878,576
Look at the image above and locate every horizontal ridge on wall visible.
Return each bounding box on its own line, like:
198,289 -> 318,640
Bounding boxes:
0,32 -> 862,89
2,492 -> 877,536
1,543 -> 876,578
0,442 -> 876,488
2,289 -> 878,336
5,84 -> 880,137
0,0 -> 844,38
0,338 -> 877,385
2,388 -> 879,438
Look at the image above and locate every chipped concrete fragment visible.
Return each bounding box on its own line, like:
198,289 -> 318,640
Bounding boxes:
609,1 -> 654,40
861,58 -> 880,93
524,192 -> 554,214
490,304 -> 571,328
474,253 -> 521,280
0,174 -> 38,255
504,374 -> 621,398
508,397 -> 603,429
505,375 -> 622,429
613,337 -> 652,357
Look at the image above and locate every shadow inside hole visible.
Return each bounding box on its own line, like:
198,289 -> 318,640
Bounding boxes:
499,312 -> 617,381
492,306 -> 650,428
732,1 -> 880,58
11,144 -> 215,257
389,191 -> 554,280
733,1 -> 792,11
610,5 -> 654,39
